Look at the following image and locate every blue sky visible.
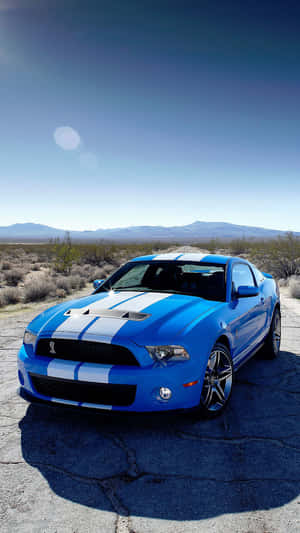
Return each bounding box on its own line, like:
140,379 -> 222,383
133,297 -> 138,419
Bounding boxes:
0,0 -> 299,231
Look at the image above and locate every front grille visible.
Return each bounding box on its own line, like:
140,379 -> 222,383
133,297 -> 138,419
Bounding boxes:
36,338 -> 139,366
29,373 -> 136,406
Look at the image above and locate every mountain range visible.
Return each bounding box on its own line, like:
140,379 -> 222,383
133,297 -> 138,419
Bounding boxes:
0,221 -> 298,242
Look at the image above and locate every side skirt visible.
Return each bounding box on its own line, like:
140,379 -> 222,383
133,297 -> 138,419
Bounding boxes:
233,340 -> 265,372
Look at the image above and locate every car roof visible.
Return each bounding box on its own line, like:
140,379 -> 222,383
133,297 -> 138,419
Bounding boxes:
130,252 -> 232,265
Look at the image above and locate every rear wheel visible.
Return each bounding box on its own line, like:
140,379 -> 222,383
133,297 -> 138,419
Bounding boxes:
195,342 -> 233,418
259,308 -> 281,359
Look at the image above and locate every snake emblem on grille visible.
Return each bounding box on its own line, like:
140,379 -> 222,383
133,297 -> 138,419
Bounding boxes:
49,341 -> 56,355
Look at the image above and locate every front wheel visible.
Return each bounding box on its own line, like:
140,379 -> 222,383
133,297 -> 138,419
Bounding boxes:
195,342 -> 233,419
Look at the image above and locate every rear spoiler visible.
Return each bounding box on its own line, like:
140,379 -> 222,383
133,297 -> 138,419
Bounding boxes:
262,272 -> 273,279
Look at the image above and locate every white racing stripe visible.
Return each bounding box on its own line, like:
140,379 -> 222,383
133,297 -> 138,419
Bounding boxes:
80,403 -> 112,410
81,317 -> 128,343
152,253 -> 181,260
52,315 -> 97,339
86,291 -> 142,312
81,292 -> 171,341
77,363 -> 112,383
51,291 -> 171,344
47,359 -> 78,379
51,398 -> 112,410
51,398 -> 80,406
176,253 -> 207,262
52,291 -> 143,339
115,292 -> 171,311
38,307 -> 69,336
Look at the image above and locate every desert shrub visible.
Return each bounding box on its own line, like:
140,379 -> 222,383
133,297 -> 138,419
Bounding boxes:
289,278 -> 300,299
4,269 -> 23,286
102,264 -> 115,275
82,263 -> 94,274
206,239 -> 221,254
278,278 -> 289,287
0,287 -> 21,307
69,275 -> 86,290
71,265 -> 86,278
52,233 -> 80,274
229,239 -> 250,255
55,276 -> 72,294
88,268 -> 106,283
0,292 -> 5,308
56,288 -> 67,299
24,279 -> 56,302
1,261 -> 12,271
250,233 -> 300,279
21,262 -> 33,274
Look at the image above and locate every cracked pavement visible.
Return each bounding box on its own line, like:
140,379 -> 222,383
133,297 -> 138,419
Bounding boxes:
0,292 -> 299,532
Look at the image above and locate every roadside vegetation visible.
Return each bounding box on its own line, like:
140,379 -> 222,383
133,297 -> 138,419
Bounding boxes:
0,232 -> 299,308
0,237 -> 172,308
202,232 -> 300,300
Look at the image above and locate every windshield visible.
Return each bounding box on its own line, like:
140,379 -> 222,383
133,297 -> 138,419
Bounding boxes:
96,261 -> 226,302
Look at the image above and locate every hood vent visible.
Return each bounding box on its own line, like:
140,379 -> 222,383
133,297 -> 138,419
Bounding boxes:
64,308 -> 150,321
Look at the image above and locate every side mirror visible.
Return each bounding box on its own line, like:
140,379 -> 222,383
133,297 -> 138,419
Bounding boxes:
93,279 -> 105,290
236,285 -> 259,298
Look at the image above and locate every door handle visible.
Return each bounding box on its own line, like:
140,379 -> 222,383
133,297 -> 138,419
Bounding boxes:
260,297 -> 265,304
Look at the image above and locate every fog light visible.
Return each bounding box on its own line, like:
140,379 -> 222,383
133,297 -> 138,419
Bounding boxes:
159,387 -> 172,400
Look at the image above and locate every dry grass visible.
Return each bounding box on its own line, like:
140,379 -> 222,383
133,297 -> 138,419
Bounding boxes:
4,269 -> 23,286
24,278 -> 56,302
69,275 -> 86,290
0,287 -> 21,307
0,234 -> 299,305
55,276 -> 72,294
1,261 -> 12,271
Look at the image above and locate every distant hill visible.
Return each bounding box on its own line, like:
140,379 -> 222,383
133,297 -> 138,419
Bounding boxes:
0,221 -> 298,243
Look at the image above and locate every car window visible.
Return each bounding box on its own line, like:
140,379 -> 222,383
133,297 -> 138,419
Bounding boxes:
251,265 -> 265,285
113,263 -> 149,288
181,264 -> 222,275
99,261 -> 226,301
232,263 -> 256,289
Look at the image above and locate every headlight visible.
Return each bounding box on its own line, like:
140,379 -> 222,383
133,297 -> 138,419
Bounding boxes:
23,330 -> 37,348
146,345 -> 190,363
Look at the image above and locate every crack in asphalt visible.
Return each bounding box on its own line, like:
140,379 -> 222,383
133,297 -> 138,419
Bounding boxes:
2,459 -> 300,485
1,291 -> 299,531
103,433 -> 140,480
174,431 -> 300,452
98,479 -> 131,533
99,433 -> 140,532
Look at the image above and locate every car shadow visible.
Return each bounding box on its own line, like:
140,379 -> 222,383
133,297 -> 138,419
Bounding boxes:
19,349 -> 300,521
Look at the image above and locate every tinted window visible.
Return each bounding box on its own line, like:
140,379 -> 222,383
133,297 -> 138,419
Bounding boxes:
111,263 -> 149,288
97,261 -> 226,302
251,265 -> 265,285
232,264 -> 255,289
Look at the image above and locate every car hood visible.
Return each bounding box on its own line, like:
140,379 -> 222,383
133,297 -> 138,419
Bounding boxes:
28,290 -> 224,345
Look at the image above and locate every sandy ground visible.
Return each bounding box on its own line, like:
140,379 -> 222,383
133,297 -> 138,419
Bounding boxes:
0,278 -> 299,532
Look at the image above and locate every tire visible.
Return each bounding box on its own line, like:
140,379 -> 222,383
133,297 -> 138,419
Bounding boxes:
259,307 -> 281,360
193,342 -> 234,419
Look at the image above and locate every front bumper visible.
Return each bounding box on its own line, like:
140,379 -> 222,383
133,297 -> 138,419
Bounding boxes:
18,345 -> 204,412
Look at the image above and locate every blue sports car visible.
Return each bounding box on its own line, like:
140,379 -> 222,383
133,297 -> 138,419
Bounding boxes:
18,253 -> 281,417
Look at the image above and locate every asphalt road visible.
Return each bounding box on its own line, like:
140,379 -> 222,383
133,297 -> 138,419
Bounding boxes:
0,291 -> 299,533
